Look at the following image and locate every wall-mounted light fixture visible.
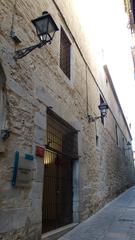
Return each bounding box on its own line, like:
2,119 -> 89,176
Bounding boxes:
87,102 -> 109,123
13,11 -> 59,60
1,128 -> 12,140
124,141 -> 132,151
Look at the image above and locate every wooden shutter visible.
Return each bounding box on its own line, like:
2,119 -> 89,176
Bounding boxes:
60,28 -> 71,79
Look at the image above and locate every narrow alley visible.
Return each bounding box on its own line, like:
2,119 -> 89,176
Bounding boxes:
1,1 -> 135,239
59,186 -> 135,240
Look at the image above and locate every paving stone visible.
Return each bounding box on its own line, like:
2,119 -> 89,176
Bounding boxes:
59,186 -> 135,240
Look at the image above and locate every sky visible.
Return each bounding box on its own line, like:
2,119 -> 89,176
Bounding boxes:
73,0 -> 135,150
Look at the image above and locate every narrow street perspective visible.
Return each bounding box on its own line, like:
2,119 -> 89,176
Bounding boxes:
59,186 -> 135,240
0,0 -> 135,240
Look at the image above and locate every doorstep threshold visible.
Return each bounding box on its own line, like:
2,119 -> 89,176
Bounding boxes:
41,223 -> 78,240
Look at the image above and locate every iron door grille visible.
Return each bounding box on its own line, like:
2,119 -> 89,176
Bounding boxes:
42,110 -> 78,233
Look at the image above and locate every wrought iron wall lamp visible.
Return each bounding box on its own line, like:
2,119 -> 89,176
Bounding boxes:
1,129 -> 12,140
87,102 -> 109,123
124,141 -> 132,151
13,11 -> 59,60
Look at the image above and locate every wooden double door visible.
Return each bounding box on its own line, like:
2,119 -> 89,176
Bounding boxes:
42,110 -> 78,233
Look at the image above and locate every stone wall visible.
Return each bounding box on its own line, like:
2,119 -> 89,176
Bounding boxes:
0,0 -> 134,239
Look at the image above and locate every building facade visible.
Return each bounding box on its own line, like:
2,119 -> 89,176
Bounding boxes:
0,0 -> 134,239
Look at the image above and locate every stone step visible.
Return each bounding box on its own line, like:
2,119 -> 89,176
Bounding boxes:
41,223 -> 78,240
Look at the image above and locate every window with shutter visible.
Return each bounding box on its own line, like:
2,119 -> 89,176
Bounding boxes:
60,27 -> 71,79
115,124 -> 119,146
100,95 -> 104,125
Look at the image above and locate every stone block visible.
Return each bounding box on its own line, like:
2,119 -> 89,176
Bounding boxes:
0,208 -> 27,233
0,139 -> 5,152
34,157 -> 44,183
34,112 -> 46,130
34,126 -> 46,145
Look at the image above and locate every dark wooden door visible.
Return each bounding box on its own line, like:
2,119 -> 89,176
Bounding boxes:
42,110 -> 78,233
42,150 -> 73,233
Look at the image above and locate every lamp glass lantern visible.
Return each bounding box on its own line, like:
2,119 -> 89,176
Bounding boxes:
32,11 -> 59,43
14,11 -> 59,60
98,102 -> 109,117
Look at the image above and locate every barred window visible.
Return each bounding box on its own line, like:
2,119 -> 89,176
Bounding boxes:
100,95 -> 104,125
115,124 -> 119,146
60,27 -> 71,79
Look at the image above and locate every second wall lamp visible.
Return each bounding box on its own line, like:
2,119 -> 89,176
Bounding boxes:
124,141 -> 131,151
13,11 -> 59,60
88,102 -> 109,123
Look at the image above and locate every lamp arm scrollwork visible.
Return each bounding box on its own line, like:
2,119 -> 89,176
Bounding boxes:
87,114 -> 101,123
14,41 -> 48,60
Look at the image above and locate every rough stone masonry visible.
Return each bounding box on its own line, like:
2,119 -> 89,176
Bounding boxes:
0,0 -> 134,239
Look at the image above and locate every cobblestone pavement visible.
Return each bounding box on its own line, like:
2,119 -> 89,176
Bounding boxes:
59,186 -> 135,240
